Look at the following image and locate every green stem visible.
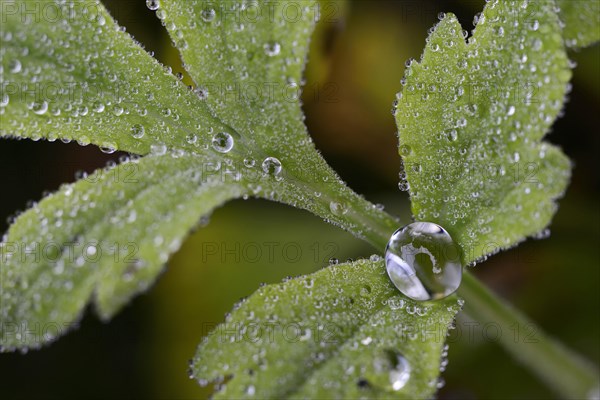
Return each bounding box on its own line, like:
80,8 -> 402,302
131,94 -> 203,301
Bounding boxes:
306,180 -> 599,398
459,273 -> 599,399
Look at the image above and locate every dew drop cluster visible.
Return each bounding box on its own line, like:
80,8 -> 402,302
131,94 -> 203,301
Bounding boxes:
190,259 -> 462,398
395,1 -> 572,264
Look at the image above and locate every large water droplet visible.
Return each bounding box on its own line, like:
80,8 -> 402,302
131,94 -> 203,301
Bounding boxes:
385,222 -> 462,301
212,132 -> 234,153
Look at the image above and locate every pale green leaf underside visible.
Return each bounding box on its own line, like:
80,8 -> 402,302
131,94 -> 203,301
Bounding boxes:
193,258 -> 461,399
0,154 -> 246,350
0,0 -> 398,351
156,0 -> 387,236
396,0 -> 572,264
0,0 -> 397,244
0,0 -> 229,155
557,0 -> 600,48
159,0 -> 313,132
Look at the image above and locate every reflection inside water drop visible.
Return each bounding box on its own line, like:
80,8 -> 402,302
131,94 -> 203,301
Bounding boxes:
385,222 -> 462,301
9,59 -> 22,73
371,349 -> 411,392
146,0 -> 160,11
261,157 -> 282,176
264,42 -> 281,56
212,132 -> 234,153
389,354 -> 411,391
201,8 -> 216,22
131,124 -> 145,139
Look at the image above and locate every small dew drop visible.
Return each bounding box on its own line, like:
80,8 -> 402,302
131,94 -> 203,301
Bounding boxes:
9,59 -> 22,73
264,42 -> 281,57
262,157 -> 282,176
399,144 -> 412,156
212,132 -> 234,153
201,8 -> 216,22
31,101 -> 48,115
93,101 -> 105,113
100,143 -> 117,154
131,124 -> 145,139
113,105 -> 124,116
389,353 -> 411,391
78,136 -> 91,146
151,143 -> 167,156
85,244 -> 97,257
446,129 -> 458,142
194,87 -> 209,100
186,134 -> 198,145
146,0 -> 160,10
329,201 -> 348,215
177,39 -> 188,50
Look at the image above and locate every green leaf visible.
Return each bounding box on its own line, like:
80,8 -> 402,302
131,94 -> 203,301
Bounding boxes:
0,0 -> 397,351
557,0 -> 600,48
154,0 -> 398,243
158,0 -> 314,127
192,258 -> 461,399
0,0 -> 397,244
0,154 -> 246,350
0,0 -> 230,155
395,1 -> 572,264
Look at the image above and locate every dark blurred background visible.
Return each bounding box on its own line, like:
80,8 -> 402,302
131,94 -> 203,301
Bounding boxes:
0,1 -> 598,399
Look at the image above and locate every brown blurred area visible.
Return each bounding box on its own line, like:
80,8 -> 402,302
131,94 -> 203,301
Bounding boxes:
0,1 -> 598,399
